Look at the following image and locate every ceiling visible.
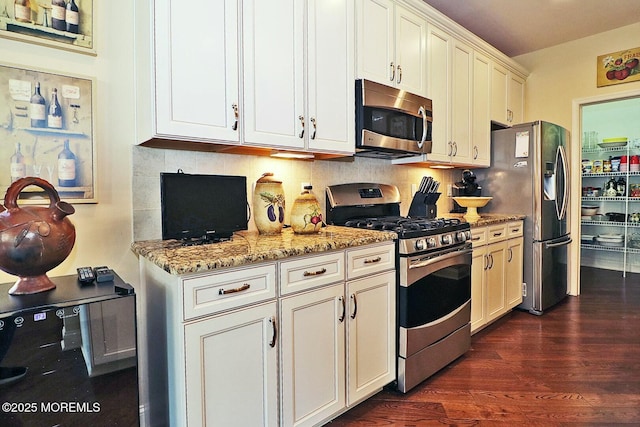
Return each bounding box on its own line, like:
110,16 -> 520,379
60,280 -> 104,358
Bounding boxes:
421,0 -> 640,57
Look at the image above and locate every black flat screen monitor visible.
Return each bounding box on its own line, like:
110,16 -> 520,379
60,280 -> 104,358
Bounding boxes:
161,172 -> 248,243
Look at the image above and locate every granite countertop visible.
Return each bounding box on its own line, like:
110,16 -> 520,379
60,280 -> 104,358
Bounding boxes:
445,213 -> 526,227
131,226 -> 397,275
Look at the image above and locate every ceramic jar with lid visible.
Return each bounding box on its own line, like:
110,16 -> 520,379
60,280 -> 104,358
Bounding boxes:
253,172 -> 285,234
290,186 -> 323,234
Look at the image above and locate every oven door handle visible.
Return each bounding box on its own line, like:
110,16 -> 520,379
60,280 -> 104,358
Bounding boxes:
408,247 -> 473,271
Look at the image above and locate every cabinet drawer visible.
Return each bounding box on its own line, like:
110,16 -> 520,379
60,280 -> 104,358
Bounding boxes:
470,227 -> 487,247
346,242 -> 395,280
487,224 -> 508,243
280,252 -> 345,296
182,264 -> 277,320
508,221 -> 524,238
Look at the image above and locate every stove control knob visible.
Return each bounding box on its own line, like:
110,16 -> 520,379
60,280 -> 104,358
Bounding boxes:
456,231 -> 468,242
441,234 -> 453,245
427,237 -> 438,248
415,239 -> 426,251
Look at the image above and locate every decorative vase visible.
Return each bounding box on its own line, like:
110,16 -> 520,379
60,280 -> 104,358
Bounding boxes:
0,177 -> 76,295
253,172 -> 285,234
291,186 -> 322,234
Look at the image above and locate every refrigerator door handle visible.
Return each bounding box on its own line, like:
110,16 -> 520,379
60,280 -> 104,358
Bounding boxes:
545,236 -> 572,248
556,145 -> 570,221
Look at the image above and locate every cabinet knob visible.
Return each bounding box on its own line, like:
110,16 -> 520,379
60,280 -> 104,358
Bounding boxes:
389,62 -> 395,81
231,103 -> 239,131
396,65 -> 402,84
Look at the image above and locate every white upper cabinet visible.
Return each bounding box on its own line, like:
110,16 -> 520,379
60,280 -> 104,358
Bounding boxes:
137,0 -> 241,144
491,61 -> 525,126
137,0 -> 354,155
472,52 -> 491,166
356,0 -> 428,97
243,0 -> 355,153
242,0 -> 305,149
424,25 -> 473,165
306,0 -> 355,154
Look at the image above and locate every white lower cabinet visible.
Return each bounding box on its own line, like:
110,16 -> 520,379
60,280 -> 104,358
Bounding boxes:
470,220 -> 524,333
139,242 -> 396,427
184,302 -> 279,427
346,271 -> 396,405
280,284 -> 346,427
280,243 -> 396,426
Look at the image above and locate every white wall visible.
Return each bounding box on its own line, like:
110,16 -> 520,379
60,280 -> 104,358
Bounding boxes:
0,0 -> 139,285
514,22 -> 640,293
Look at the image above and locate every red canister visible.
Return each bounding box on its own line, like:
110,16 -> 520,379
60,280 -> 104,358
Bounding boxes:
620,155 -> 628,172
631,155 -> 640,172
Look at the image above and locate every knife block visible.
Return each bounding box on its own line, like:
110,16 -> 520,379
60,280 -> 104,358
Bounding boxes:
408,192 -> 440,218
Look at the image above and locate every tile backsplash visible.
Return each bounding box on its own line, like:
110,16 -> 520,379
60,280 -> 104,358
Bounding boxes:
132,146 -> 457,241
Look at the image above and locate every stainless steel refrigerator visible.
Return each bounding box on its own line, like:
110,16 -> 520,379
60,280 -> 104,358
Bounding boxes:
475,121 -> 571,315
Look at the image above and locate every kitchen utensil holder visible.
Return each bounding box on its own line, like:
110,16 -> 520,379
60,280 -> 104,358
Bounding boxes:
408,192 -> 440,218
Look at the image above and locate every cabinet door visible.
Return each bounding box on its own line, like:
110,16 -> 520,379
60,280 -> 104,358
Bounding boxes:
490,62 -> 509,126
506,237 -> 524,309
486,240 -> 507,322
472,52 -> 491,166
450,40 -> 473,164
508,73 -> 525,125
307,0 -> 355,154
426,25 -> 452,162
154,0 -> 240,142
394,4 -> 428,97
280,284 -> 346,427
346,271 -> 396,405
470,245 -> 487,333
356,0 -> 394,86
243,0 -> 305,149
184,302 -> 278,427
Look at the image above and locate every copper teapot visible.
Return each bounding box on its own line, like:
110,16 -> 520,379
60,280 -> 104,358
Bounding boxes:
0,177 -> 76,295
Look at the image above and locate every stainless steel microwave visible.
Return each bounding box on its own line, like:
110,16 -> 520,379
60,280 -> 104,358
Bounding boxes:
355,79 -> 433,159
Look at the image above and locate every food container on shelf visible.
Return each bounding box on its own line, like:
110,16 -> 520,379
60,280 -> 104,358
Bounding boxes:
595,234 -> 625,247
598,137 -> 628,148
630,155 -> 640,172
592,160 -> 603,173
581,234 -> 595,244
605,212 -> 627,222
620,155 -> 628,172
582,159 -> 592,173
591,214 -> 607,221
581,206 -> 598,216
629,233 -> 640,249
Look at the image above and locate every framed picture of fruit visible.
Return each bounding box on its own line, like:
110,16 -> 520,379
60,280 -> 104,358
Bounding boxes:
597,47 -> 640,87
0,0 -> 94,55
0,62 -> 97,203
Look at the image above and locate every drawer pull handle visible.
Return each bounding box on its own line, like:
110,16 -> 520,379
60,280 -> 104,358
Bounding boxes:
269,316 -> 277,348
363,256 -> 382,264
218,283 -> 251,295
350,294 -> 358,320
511,228 -> 520,232
471,236 -> 481,241
338,296 -> 346,322
493,232 -> 503,237
303,268 -> 327,277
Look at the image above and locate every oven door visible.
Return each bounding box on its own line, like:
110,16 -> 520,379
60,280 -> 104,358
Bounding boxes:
398,246 -> 472,358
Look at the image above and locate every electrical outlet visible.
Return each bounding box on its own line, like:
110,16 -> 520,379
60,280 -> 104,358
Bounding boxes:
447,184 -> 452,196
301,182 -> 311,191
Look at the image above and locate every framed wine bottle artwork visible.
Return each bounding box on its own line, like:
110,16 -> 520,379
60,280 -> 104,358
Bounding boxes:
0,62 -> 97,203
0,0 -> 94,55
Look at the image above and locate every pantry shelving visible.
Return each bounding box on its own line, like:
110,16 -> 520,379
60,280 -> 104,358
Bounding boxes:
581,143 -> 640,275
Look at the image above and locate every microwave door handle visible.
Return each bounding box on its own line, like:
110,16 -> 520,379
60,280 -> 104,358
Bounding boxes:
418,106 -> 427,149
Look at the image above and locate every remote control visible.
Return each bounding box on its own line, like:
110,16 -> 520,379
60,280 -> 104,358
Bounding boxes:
94,266 -> 115,283
77,267 -> 95,284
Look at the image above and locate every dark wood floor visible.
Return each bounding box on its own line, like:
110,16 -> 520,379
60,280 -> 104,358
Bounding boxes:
329,267 -> 640,426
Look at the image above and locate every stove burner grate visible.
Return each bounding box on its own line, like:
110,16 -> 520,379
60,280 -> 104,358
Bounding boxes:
343,216 -> 464,238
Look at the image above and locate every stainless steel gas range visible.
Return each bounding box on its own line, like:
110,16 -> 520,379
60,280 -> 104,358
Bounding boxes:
327,183 -> 472,393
